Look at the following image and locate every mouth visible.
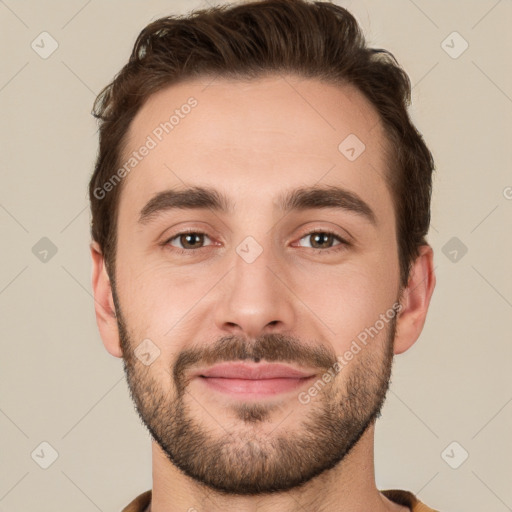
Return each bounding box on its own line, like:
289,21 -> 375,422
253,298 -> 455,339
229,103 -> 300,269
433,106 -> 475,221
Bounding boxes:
193,362 -> 317,399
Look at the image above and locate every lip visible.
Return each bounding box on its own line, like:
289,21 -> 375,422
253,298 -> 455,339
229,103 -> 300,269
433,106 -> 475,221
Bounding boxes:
193,362 -> 317,398
196,362 -> 316,379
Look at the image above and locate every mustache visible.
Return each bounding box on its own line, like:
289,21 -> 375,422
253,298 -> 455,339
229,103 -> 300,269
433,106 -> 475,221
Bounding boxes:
173,333 -> 339,392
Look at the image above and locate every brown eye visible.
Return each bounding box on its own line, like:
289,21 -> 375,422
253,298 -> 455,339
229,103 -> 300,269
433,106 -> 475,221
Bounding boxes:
310,232 -> 336,249
298,230 -> 346,251
166,231 -> 213,251
180,233 -> 205,249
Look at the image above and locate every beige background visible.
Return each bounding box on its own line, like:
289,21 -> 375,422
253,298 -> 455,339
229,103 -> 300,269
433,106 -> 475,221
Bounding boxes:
1,0 -> 511,510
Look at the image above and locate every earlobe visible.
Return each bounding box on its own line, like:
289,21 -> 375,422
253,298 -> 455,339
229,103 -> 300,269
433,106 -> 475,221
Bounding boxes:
90,241 -> 123,358
394,245 -> 436,355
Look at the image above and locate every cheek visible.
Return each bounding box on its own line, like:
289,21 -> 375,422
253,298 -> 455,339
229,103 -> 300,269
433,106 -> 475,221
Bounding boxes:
296,261 -> 398,352
116,256 -> 220,354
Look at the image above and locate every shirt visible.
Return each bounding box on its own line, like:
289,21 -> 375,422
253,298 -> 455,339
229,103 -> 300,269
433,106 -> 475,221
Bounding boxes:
121,489 -> 440,511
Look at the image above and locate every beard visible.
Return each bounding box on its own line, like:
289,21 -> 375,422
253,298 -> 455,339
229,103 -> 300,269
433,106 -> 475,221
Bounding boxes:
114,294 -> 397,496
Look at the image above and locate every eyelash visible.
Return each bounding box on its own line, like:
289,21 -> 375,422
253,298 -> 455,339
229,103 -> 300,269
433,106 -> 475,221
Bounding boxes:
162,228 -> 349,256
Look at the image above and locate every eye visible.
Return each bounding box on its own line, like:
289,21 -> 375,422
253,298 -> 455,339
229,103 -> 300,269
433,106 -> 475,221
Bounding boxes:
296,230 -> 348,253
165,230 -> 214,253
162,228 -> 349,255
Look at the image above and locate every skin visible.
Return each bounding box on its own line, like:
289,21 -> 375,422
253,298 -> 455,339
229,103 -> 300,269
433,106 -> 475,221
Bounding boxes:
91,74 -> 435,511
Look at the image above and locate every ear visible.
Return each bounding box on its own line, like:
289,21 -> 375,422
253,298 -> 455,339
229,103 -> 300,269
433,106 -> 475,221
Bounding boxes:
90,241 -> 122,358
394,245 -> 436,355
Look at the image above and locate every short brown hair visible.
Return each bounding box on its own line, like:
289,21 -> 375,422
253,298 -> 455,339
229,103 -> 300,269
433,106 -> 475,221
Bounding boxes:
89,0 -> 434,287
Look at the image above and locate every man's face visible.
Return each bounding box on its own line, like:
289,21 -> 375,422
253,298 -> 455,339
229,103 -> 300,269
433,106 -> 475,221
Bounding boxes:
113,75 -> 402,494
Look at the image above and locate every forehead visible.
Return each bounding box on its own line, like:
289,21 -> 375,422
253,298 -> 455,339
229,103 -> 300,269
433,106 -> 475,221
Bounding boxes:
118,74 -> 392,220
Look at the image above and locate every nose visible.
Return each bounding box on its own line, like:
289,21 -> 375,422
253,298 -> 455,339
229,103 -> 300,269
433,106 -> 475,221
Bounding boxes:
213,238 -> 296,341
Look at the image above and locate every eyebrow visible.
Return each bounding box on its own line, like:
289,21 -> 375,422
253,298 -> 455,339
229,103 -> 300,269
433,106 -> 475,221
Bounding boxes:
138,184 -> 376,225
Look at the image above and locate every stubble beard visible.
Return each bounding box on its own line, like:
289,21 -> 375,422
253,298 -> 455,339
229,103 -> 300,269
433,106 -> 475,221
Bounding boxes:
116,299 -> 396,495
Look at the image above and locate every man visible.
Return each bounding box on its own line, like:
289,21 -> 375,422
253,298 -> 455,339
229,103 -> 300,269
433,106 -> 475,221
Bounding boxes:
89,0 -> 438,510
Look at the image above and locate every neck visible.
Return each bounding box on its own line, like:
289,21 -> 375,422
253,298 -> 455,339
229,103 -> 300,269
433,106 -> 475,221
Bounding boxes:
149,424 -> 408,512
